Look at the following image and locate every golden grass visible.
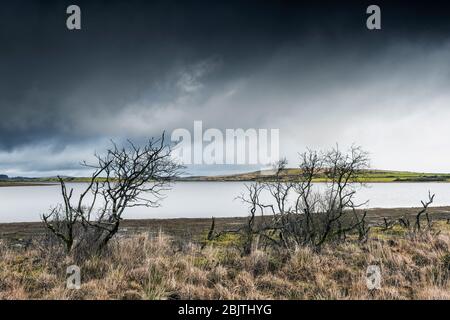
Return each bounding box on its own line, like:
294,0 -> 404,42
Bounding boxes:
0,227 -> 449,300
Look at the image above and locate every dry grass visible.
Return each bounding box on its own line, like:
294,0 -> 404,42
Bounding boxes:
0,226 -> 450,300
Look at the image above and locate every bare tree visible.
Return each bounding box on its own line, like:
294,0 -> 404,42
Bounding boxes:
376,192 -> 435,236
414,191 -> 435,232
207,145 -> 370,253
398,216 -> 411,229
380,217 -> 395,231
206,183 -> 265,255
42,134 -> 182,253
352,209 -> 370,242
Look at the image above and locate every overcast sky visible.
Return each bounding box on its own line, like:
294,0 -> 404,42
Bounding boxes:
1,0 -> 450,176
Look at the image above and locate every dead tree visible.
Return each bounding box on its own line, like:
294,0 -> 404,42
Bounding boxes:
42,134 -> 182,253
352,209 -> 370,242
211,145 -> 370,253
207,183 -> 266,255
315,145 -> 370,246
42,181 -> 77,252
414,191 -> 435,232
380,217 -> 396,231
398,216 -> 411,229
259,146 -> 370,249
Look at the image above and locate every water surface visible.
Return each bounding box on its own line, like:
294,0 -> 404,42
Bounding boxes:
1,182 -> 450,222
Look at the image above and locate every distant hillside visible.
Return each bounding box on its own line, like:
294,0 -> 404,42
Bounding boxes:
3,169 -> 450,186
180,169 -> 450,182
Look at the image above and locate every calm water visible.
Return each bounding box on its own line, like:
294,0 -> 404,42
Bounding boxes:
1,182 -> 450,222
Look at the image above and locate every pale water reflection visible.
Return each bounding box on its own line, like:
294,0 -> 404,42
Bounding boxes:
1,182 -> 450,222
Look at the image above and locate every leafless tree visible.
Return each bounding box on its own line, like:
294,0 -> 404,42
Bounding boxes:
379,192 -> 436,235
208,145 -> 370,252
206,183 -> 265,254
380,217 -> 395,231
352,209 -> 370,242
414,191 -> 435,232
42,134 -> 182,253
398,216 -> 411,229
257,145 -> 370,249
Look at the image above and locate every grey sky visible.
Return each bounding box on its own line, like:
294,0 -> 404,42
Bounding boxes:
1,0 -> 450,176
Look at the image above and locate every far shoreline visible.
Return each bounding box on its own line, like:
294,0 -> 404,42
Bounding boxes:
3,179 -> 450,187
2,168 -> 450,185
0,182 -> 58,187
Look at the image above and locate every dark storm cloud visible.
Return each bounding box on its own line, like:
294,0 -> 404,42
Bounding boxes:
0,0 -> 295,149
1,0 -> 450,175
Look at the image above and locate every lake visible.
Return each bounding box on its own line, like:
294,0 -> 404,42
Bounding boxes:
1,182 -> 450,222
